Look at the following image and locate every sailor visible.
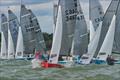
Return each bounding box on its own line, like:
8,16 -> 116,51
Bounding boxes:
58,56 -> 64,61
106,55 -> 115,65
31,51 -> 42,69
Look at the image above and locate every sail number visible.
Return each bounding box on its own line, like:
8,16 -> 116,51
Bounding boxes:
65,9 -> 78,15
94,17 -> 103,23
65,8 -> 84,21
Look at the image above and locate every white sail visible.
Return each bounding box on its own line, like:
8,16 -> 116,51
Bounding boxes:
97,15 -> 116,61
79,22 -> 102,64
49,5 -> 62,64
15,27 -> 24,58
89,20 -> 95,42
8,29 -> 15,59
0,32 -> 7,59
70,40 -> 74,56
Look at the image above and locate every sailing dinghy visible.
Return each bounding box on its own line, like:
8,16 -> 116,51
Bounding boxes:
79,0 -> 120,64
96,15 -> 116,61
16,5 -> 36,59
42,4 -> 64,68
79,22 -> 102,64
42,0 -> 87,68
28,10 -> 47,68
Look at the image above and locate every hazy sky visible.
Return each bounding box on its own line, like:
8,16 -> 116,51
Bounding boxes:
0,0 -> 111,33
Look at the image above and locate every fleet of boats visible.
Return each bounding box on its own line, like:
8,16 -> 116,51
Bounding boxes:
0,4 -> 46,60
0,0 -> 120,68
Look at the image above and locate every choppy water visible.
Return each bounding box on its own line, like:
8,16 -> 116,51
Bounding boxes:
0,59 -> 120,80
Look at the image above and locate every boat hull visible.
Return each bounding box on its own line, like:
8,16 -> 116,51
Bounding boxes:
41,61 -> 64,68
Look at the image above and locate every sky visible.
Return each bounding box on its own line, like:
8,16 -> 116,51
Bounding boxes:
0,0 -> 111,33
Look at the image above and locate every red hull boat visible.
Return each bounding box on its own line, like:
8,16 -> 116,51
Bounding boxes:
41,61 -> 64,68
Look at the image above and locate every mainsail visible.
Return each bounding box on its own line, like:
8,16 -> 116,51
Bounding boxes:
20,5 -> 36,55
28,10 -> 46,53
8,10 -> 19,59
89,0 -> 104,41
8,10 -> 19,52
97,15 -> 116,61
59,0 -> 79,56
94,0 -> 120,57
0,14 -> 8,59
89,0 -> 104,31
72,0 -> 88,56
113,2 -> 120,53
49,0 -> 87,63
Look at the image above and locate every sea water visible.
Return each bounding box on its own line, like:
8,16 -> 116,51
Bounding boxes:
0,57 -> 120,80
